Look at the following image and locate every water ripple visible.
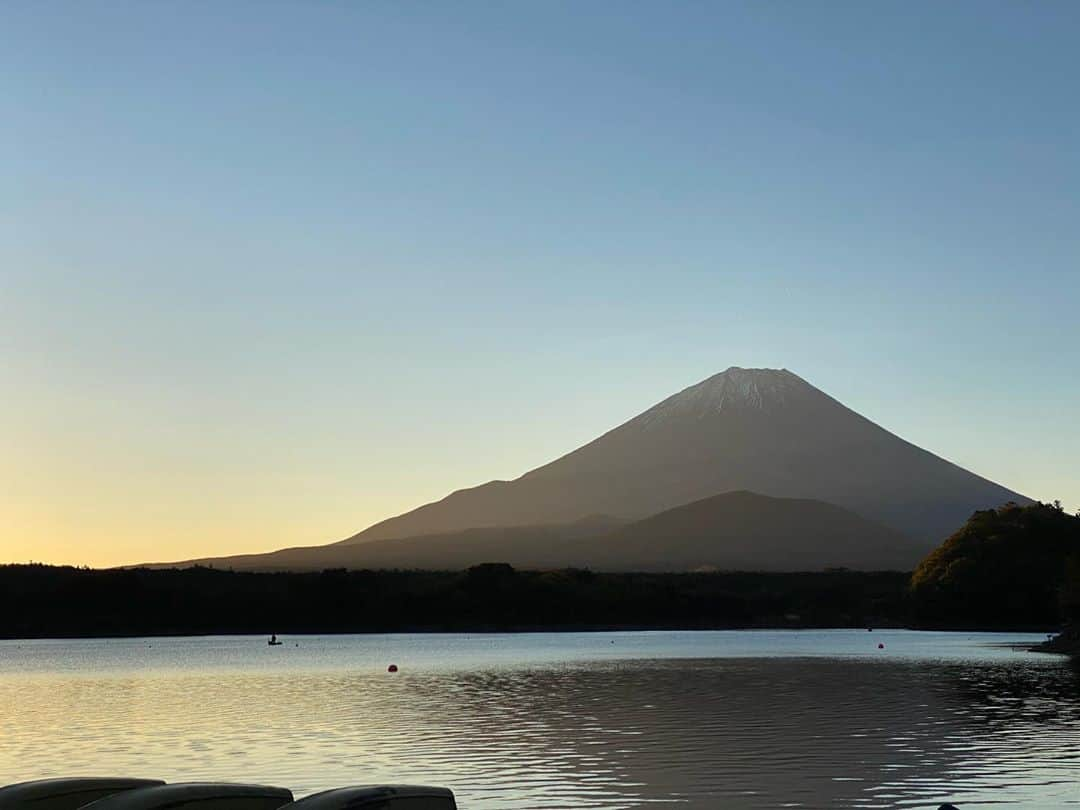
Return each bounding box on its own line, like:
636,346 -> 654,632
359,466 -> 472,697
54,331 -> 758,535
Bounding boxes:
0,632 -> 1077,808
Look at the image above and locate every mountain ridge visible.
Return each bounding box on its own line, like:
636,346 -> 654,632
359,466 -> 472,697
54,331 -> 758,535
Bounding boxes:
580,490 -> 920,572
146,491 -> 915,572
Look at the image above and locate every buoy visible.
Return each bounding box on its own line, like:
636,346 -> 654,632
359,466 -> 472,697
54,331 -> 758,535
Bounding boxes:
877,643 -> 885,649
387,664 -> 398,673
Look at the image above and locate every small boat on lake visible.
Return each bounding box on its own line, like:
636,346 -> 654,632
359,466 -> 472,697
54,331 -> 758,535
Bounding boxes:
268,634 -> 283,646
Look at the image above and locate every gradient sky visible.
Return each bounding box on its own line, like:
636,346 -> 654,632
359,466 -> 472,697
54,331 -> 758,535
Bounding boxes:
4,1 -> 1078,567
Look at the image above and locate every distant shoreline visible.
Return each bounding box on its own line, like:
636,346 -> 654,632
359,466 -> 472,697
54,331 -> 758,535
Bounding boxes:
0,625 -> 1061,643
0,563 -> 1064,641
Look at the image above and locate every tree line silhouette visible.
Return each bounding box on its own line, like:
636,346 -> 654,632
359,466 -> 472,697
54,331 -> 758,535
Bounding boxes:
2,564 -> 912,638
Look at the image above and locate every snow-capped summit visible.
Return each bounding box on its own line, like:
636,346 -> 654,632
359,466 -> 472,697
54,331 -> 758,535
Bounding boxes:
638,367 -> 808,425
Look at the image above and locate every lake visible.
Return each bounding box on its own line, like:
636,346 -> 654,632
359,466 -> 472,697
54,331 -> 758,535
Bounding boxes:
1,631 -> 1077,808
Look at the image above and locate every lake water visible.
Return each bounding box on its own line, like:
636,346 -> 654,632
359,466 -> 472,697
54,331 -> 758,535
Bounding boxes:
1,631 -> 1077,808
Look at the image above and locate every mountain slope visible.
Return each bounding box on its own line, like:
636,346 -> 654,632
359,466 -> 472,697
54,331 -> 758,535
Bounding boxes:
340,367 -> 1027,546
150,517 -> 628,572
151,492 -> 913,572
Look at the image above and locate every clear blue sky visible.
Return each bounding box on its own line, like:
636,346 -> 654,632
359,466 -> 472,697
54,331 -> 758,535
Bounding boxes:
3,1 -> 1078,565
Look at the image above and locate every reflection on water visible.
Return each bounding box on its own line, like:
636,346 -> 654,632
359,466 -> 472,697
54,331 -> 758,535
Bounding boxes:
0,632 -> 1078,808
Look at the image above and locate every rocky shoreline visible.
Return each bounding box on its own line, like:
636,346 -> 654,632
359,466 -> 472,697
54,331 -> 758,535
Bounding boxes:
1031,627 -> 1080,655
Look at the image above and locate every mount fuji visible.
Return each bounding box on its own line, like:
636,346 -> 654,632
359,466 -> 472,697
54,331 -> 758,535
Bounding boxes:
338,367 -> 1026,545
153,367 -> 1029,571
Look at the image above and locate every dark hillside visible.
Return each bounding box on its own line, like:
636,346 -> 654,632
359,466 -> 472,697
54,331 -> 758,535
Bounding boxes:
581,491 -> 919,571
910,502 -> 1080,627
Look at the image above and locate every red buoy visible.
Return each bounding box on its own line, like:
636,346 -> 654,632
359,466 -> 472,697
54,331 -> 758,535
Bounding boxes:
387,664 -> 398,673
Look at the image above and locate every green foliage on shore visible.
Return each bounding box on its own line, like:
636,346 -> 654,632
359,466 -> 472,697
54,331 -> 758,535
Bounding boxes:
0,564 -> 910,638
910,502 -> 1080,627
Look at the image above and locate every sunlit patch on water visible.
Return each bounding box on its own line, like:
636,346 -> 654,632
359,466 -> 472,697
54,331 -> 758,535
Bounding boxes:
0,631 -> 1077,808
